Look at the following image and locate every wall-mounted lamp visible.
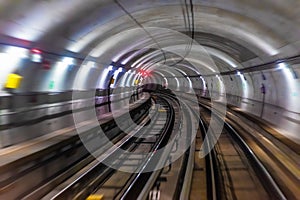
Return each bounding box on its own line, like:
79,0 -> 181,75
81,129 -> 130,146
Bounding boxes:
108,65 -> 113,71
31,48 -> 42,63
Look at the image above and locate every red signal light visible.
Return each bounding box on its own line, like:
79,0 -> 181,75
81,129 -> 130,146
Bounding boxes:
42,60 -> 51,70
138,69 -> 151,77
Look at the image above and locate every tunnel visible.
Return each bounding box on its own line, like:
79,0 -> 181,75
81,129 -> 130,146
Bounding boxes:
0,1 -> 299,200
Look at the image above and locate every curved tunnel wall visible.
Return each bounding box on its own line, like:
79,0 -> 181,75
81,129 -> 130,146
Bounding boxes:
188,61 -> 300,142
0,1 -> 299,144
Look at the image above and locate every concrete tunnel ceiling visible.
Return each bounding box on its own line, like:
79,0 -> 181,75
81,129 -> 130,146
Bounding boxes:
0,0 -> 300,89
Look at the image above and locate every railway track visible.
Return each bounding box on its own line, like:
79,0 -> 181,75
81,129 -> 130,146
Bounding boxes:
1,90 -> 298,199
0,95 -> 151,200
39,96 -> 175,200
199,107 -> 271,199
146,93 -> 197,200
179,92 -> 292,200
64,92 -> 199,200
197,96 -> 299,199
0,91 -> 197,200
